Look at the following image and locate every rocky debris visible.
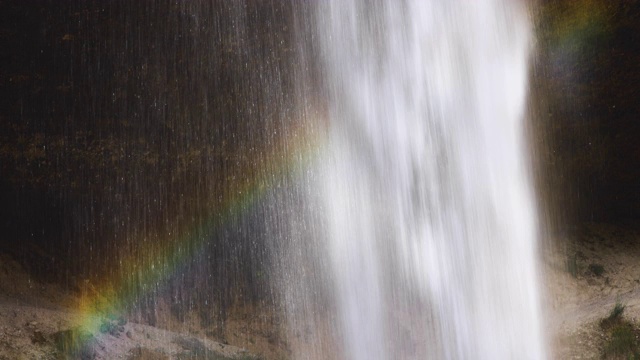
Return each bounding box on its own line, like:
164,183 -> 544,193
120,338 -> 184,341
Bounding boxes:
546,223 -> 640,359
0,302 -> 262,360
127,346 -> 170,360
0,251 -> 270,359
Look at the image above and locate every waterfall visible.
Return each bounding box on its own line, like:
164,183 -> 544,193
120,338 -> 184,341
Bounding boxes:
284,1 -> 546,359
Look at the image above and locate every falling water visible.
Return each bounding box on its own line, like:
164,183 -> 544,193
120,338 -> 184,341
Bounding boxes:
0,0 -> 550,358
288,1 -> 546,359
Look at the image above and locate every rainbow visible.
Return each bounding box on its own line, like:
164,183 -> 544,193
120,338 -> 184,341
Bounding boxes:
537,0 -> 614,52
72,112 -> 326,341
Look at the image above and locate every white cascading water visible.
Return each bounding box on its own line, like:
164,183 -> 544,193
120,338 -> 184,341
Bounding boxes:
312,1 -> 546,359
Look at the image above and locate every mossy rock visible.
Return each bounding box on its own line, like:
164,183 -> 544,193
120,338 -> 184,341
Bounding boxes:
52,328 -> 96,360
602,322 -> 640,359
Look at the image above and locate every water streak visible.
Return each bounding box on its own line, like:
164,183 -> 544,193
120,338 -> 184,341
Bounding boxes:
292,1 -> 546,359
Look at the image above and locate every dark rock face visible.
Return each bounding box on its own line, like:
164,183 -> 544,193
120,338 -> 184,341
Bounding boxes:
0,0 -> 304,331
531,1 -> 640,228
